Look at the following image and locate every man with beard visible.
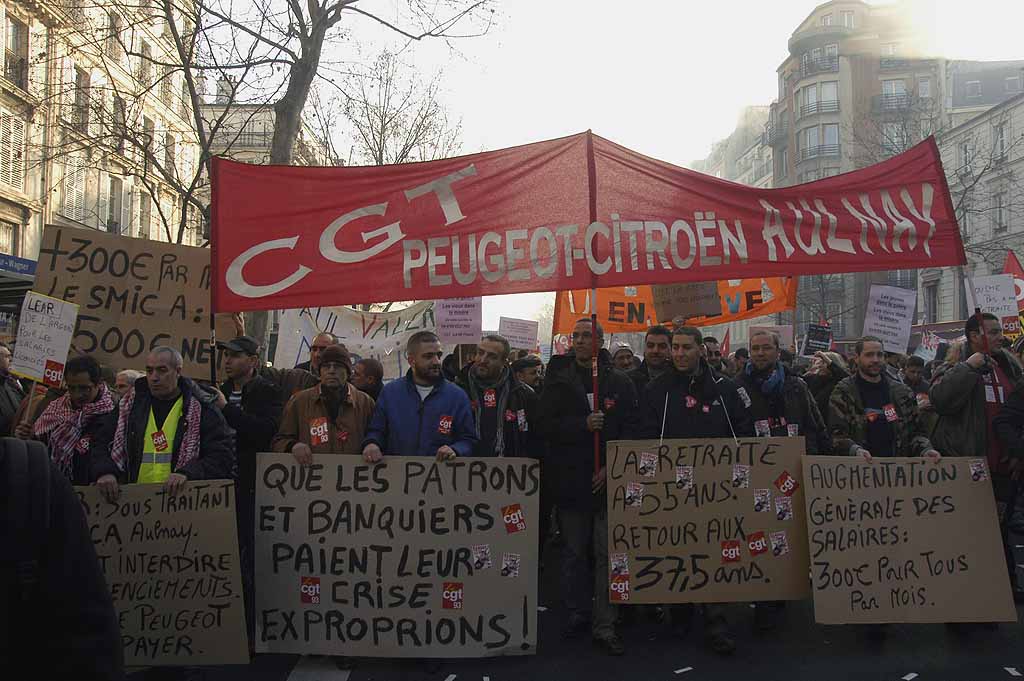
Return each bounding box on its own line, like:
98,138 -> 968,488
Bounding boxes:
512,355 -> 543,391
703,335 -> 725,374
457,334 -> 539,458
640,326 -> 752,656
539,318 -> 638,656
628,325 -> 672,396
830,336 -> 939,463
362,331 -> 476,462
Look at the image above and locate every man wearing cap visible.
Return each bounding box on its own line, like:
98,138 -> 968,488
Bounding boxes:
295,331 -> 342,375
512,355 -> 543,392
612,345 -> 635,372
273,344 -> 375,461
210,335 -> 283,652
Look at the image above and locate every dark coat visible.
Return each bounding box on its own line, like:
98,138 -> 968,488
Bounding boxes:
456,365 -> 542,458
1,450 -> 124,679
0,374 -> 24,436
639,359 -> 754,440
993,385 -> 1024,462
538,349 -> 639,509
829,375 -> 934,457
627,360 -> 670,398
219,374 -> 282,490
735,365 -> 829,454
803,358 -> 849,428
93,377 -> 235,483
34,404 -> 117,487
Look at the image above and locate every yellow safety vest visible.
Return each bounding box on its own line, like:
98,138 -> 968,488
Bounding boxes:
137,396 -> 184,484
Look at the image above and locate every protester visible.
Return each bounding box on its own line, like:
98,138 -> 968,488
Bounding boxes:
512,355 -> 543,391
93,347 -> 235,502
829,336 -> 939,464
0,341 -> 24,436
885,352 -> 904,381
539,318 -> 638,656
114,369 -> 143,400
457,334 -> 540,458
1,439 -> 124,680
362,331 -> 476,462
628,325 -> 672,396
640,325 -> 752,655
352,357 -> 384,401
612,344 -> 635,371
295,331 -> 340,375
703,335 -> 724,373
803,351 -> 849,428
274,344 -> 374,460
903,354 -> 929,395
732,347 -> 750,376
931,313 -> 1024,602
26,355 -> 116,486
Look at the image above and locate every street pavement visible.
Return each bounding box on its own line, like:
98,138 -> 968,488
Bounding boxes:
129,538 -> 1024,681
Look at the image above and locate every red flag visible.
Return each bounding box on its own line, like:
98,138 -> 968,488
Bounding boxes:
211,134 -> 965,312
721,328 -> 731,357
1002,251 -> 1024,312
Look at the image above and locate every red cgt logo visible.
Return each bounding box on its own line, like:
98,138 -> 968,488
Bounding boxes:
438,415 -> 453,435
442,582 -> 464,609
721,540 -> 742,563
609,574 -> 630,602
300,576 -> 320,604
43,360 -> 64,388
502,503 -> 526,534
774,471 -> 800,497
748,531 -> 769,557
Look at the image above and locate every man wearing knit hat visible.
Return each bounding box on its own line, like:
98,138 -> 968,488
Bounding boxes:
272,344 -> 375,462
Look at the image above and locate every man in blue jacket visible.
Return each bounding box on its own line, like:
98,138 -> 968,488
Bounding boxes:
362,331 -> 477,461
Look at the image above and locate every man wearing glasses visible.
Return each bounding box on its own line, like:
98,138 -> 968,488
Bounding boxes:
295,331 -> 343,376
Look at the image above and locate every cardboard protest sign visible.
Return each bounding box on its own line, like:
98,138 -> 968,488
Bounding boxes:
651,281 -> 720,323
435,297 -> 482,344
749,325 -> 794,349
802,324 -> 832,356
605,438 -> 810,604
913,330 -> 941,361
498,317 -> 539,350
10,291 -> 78,386
273,301 -> 436,380
255,454 -> 539,657
34,225 -> 233,378
965,274 -> 1019,338
863,285 -> 917,353
802,456 -> 1016,624
75,481 -> 247,665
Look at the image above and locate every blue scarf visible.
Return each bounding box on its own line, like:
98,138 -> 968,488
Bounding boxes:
746,360 -> 786,396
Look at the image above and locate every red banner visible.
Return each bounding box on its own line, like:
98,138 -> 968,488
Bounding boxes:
211,132 -> 965,312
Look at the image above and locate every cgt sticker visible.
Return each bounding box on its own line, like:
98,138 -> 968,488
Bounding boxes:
438,415 -> 453,435
748,531 -> 769,557
442,582 -> 464,609
43,359 -> 65,388
609,573 -> 630,602
721,539 -> 742,564
502,503 -> 526,533
774,470 -> 800,497
300,576 -> 321,605
309,417 -> 329,445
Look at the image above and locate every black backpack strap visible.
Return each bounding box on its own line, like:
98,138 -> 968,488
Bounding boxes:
5,437 -> 51,603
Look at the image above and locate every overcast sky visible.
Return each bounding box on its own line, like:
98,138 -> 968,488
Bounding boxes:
351,0 -> 1024,330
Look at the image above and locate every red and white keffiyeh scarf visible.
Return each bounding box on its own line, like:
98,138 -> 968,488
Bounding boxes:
33,383 -> 115,478
109,385 -> 202,474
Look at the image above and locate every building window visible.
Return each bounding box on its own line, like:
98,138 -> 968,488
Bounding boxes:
804,126 -> 820,153
143,115 -> 155,154
823,167 -> 841,178
840,10 -> 854,28
882,43 -> 899,56
0,110 -> 25,191
139,41 -> 152,87
61,154 -> 87,223
994,122 -> 1008,160
959,141 -> 973,171
0,220 -> 16,255
112,95 -> 126,153
966,80 -> 982,97
779,148 -> 788,177
1007,76 -> 1022,93
994,193 -> 1007,232
825,43 -> 838,58
821,14 -> 833,26
821,80 -> 838,104
957,199 -> 971,240
137,191 -> 152,239
73,67 -> 90,133
924,283 -> 938,323
4,16 -> 28,91
823,123 -> 839,149
918,77 -> 931,98
164,132 -> 176,174
105,12 -> 123,61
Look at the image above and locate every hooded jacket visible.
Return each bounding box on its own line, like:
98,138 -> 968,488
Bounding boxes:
735,363 -> 828,454
930,345 -> 1024,464
362,370 -> 477,457
92,376 -> 235,483
639,358 -> 754,440
456,364 -> 541,458
538,349 -> 639,509
829,374 -> 933,457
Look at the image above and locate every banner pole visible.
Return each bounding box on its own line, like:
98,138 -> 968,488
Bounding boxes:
210,311 -> 217,385
591,288 -> 600,475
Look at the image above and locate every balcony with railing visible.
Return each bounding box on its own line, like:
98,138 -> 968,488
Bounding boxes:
798,99 -> 840,118
872,93 -> 917,113
799,55 -> 839,79
762,122 -> 788,147
799,144 -> 840,161
788,24 -> 855,54
3,51 -> 27,91
215,130 -> 273,148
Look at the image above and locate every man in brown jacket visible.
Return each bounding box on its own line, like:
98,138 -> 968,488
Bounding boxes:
272,345 -> 375,461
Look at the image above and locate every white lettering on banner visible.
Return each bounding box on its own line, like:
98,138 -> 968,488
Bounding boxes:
224,164 -> 939,299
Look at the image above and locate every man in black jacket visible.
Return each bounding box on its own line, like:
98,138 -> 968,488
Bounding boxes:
352,357 -> 384,401
211,336 -> 283,650
628,325 -> 673,397
457,334 -> 540,458
640,326 -> 753,656
93,346 -> 235,501
539,318 -> 638,656
0,342 -> 22,436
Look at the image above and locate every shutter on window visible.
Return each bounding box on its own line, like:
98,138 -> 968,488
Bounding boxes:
120,180 -> 133,235
8,115 -> 24,191
29,23 -> 46,100
0,112 -> 12,188
97,170 -> 109,230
